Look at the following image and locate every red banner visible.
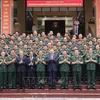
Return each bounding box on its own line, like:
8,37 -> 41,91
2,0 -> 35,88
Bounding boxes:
27,0 -> 83,7
1,0 -> 11,35
97,0 -> 100,37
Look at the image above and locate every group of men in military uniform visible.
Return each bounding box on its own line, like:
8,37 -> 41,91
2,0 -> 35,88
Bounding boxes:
0,31 -> 99,90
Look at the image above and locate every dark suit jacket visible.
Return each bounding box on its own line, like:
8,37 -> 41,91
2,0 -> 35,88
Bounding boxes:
46,54 -> 58,72
16,56 -> 27,72
27,56 -> 36,72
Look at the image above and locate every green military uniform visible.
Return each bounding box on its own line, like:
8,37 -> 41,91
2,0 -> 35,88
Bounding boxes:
0,57 -> 7,89
36,56 -> 46,89
94,50 -> 100,64
59,55 -> 70,89
85,54 -> 97,89
14,49 -> 19,56
43,51 -> 49,58
71,50 -> 75,56
87,37 -> 93,42
78,45 -> 84,55
5,55 -> 16,89
94,49 -> 100,80
88,45 -> 95,50
71,55 -> 83,89
5,38 -> 11,45
22,38 -> 27,45
55,50 -> 60,56
23,49 -> 30,57
18,46 -> 23,51
33,49 -> 38,57
93,43 -> 97,48
67,46 -> 72,56
37,46 -> 43,53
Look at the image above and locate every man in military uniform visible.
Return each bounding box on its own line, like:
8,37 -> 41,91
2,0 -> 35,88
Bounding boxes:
35,51 -> 46,89
23,44 -> 30,57
92,38 -> 97,47
5,50 -> 16,89
71,50 -> 83,90
0,51 -> 7,89
88,41 -> 95,50
87,33 -> 93,42
85,48 -> 97,89
94,45 -> 100,80
59,51 -> 70,89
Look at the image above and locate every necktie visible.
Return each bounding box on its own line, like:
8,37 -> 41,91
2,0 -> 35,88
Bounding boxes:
51,54 -> 53,60
20,56 -> 23,61
30,57 -> 33,61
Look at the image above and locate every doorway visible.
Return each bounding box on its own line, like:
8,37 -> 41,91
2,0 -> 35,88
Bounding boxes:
45,20 -> 65,35
37,16 -> 74,35
33,11 -> 77,34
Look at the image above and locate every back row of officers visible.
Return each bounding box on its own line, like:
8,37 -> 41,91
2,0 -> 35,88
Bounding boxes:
0,31 -> 100,90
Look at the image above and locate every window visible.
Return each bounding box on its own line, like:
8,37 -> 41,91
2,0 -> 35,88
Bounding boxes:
33,8 -> 41,11
51,7 -> 59,11
60,8 -> 68,11
42,8 -> 50,11
69,7 -> 76,11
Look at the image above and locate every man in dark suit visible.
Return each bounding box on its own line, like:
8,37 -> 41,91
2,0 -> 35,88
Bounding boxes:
27,51 -> 36,89
16,50 -> 26,89
46,49 -> 58,89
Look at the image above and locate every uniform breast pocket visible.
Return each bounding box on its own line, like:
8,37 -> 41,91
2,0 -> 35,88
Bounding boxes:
60,58 -> 63,61
87,56 -> 90,60
92,56 -> 96,60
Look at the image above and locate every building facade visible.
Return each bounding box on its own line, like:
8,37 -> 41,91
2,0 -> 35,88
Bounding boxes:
0,0 -> 99,36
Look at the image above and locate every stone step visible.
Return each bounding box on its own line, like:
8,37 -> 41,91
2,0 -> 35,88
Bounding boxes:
0,89 -> 100,98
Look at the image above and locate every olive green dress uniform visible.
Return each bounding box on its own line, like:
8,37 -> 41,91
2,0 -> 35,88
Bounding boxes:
14,38 -> 18,45
55,50 -> 60,56
5,38 -> 11,45
59,55 -> 70,89
27,44 -> 34,50
18,46 -> 23,51
37,46 -> 43,53
71,55 -> 83,89
33,49 -> 38,56
0,45 -> 5,50
93,43 -> 97,48
43,51 -> 49,58
88,45 -> 95,50
58,38 -> 63,43
85,54 -> 97,89
87,37 -> 93,42
8,44 -> 14,50
94,50 -> 100,80
94,50 -> 100,64
22,39 -> 27,45
66,47 -> 72,56
71,50 -> 75,56
0,57 -> 7,89
78,45 -> 84,55
14,49 -> 19,56
5,56 -> 16,88
23,49 -> 30,57
36,56 -> 46,89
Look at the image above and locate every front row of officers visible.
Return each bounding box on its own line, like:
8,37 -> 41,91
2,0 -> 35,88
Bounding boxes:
0,48 -> 98,90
